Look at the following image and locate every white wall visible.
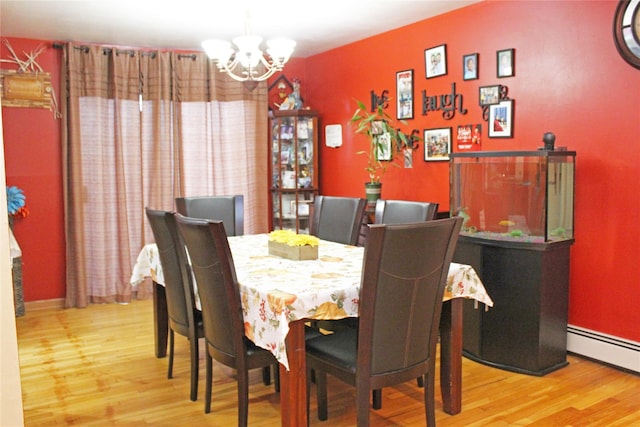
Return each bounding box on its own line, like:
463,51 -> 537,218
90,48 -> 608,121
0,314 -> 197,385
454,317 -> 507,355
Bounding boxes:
0,108 -> 25,426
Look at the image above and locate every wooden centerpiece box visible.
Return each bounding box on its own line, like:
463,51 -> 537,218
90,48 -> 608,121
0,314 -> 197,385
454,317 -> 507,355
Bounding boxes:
268,230 -> 319,261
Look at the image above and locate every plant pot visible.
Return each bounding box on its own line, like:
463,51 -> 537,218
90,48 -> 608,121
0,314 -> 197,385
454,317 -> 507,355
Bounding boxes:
364,182 -> 382,206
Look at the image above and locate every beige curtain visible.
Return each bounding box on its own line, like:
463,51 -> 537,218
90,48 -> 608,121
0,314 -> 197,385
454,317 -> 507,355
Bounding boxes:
62,43 -> 267,308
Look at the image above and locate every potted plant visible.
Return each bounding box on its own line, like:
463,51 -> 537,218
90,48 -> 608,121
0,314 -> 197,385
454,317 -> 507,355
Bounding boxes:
350,99 -> 411,203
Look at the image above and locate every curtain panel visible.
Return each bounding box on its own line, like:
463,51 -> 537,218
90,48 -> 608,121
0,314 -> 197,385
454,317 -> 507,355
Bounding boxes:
62,43 -> 268,308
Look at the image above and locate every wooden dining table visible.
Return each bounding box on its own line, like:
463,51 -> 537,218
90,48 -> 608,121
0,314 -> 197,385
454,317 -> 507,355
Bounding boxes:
131,234 -> 493,426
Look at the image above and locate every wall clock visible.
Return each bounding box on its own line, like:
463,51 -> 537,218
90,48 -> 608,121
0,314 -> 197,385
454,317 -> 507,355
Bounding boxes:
613,0 -> 640,69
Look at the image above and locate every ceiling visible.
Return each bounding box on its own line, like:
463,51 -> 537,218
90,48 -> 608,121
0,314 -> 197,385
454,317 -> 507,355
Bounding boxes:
0,0 -> 481,58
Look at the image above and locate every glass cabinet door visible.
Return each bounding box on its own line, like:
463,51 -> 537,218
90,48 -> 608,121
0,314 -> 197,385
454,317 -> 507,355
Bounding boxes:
269,110 -> 319,234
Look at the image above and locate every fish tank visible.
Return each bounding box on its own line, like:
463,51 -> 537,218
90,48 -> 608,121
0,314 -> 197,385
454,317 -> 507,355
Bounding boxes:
450,150 -> 575,243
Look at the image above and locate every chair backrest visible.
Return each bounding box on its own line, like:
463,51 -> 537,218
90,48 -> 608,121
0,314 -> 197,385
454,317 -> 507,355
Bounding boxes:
174,214 -> 245,366
359,217 -> 463,380
310,195 -> 366,246
145,208 -> 197,335
374,199 -> 439,225
175,195 -> 244,237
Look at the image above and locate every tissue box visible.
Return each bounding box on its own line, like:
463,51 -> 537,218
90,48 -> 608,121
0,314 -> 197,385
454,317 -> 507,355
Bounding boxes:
268,240 -> 318,261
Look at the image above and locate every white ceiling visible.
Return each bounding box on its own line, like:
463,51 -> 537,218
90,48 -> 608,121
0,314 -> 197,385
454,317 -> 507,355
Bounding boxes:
0,0 -> 480,58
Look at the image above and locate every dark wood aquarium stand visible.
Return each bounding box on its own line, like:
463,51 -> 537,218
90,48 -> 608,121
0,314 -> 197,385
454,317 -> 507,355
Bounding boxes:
454,235 -> 573,376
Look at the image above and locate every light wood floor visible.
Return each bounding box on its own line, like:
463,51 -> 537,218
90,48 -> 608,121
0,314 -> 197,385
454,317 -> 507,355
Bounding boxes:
16,299 -> 640,426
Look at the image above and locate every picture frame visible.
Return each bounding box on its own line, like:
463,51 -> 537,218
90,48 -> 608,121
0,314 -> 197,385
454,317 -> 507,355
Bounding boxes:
396,69 -> 414,120
488,99 -> 514,138
424,44 -> 447,79
290,200 -> 311,216
479,84 -> 501,106
497,48 -> 515,78
267,74 -> 293,110
280,149 -> 290,164
462,53 -> 478,80
376,132 -> 392,161
371,120 -> 384,135
424,127 -> 451,161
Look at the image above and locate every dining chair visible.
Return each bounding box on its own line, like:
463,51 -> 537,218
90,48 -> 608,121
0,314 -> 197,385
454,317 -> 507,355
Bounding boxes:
310,195 -> 367,246
174,214 -> 280,426
374,199 -> 439,224
175,195 -> 244,237
145,208 -> 204,402
305,217 -> 463,426
373,199 -> 441,391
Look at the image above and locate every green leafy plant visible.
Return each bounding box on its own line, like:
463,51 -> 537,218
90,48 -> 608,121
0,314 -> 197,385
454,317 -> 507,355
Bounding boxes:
350,99 -> 412,184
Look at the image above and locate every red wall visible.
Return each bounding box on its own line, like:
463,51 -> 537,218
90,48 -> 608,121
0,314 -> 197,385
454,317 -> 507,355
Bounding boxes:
3,0 -> 639,345
2,38 -> 65,302
299,1 -> 640,342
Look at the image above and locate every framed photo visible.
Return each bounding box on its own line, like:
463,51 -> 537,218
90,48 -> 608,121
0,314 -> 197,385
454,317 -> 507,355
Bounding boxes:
488,99 -> 514,138
396,69 -> 414,120
290,200 -> 311,216
479,85 -> 501,106
425,44 -> 447,79
462,53 -> 478,80
371,120 -> 384,135
280,150 -> 290,164
376,132 -> 392,161
424,127 -> 451,161
497,48 -> 515,78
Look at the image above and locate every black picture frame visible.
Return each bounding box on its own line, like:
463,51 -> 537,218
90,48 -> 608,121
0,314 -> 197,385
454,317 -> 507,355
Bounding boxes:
396,69 -> 414,120
488,99 -> 514,138
424,44 -> 447,78
497,48 -> 515,78
462,53 -> 479,80
424,127 -> 451,161
479,85 -> 501,106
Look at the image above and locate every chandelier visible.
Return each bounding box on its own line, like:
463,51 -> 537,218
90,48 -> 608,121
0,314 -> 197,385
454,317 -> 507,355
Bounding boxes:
201,10 -> 295,91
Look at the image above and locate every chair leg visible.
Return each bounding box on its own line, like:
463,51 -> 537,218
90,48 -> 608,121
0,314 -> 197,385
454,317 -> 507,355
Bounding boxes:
189,336 -> 199,401
417,376 -> 424,388
424,373 -> 435,427
306,368 -> 312,420
237,368 -> 250,427
262,366 -> 271,386
273,364 -> 280,393
316,371 -> 328,421
356,386 -> 371,427
204,354 -> 212,414
167,329 -> 174,379
372,389 -> 382,410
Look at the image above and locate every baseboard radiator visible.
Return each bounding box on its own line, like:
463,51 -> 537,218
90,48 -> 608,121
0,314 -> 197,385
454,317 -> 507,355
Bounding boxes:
567,325 -> 640,374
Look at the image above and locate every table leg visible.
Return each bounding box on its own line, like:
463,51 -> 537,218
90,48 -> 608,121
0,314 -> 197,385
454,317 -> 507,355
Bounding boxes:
279,320 -> 308,427
439,298 -> 463,415
152,281 -> 168,358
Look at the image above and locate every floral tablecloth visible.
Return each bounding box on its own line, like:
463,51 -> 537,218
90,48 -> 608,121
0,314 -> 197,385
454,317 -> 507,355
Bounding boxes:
130,234 -> 493,370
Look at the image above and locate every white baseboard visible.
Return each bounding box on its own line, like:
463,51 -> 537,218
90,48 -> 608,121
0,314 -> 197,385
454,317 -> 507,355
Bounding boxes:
567,325 -> 640,373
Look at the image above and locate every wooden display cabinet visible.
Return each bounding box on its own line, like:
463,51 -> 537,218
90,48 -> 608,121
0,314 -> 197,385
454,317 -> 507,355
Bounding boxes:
269,110 -> 319,234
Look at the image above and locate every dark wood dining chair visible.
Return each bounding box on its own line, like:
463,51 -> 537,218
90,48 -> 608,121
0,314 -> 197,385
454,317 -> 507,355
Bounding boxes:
305,217 -> 463,426
174,214 -> 280,426
145,208 -> 204,402
374,199 -> 439,224
310,195 -> 367,246
373,198 -> 440,391
175,195 -> 244,237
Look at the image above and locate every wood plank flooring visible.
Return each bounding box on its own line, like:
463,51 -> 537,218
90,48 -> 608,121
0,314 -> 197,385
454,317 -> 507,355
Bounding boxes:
16,299 -> 640,426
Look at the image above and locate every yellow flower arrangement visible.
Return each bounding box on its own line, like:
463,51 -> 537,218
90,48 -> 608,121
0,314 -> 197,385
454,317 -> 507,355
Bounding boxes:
268,230 -> 319,247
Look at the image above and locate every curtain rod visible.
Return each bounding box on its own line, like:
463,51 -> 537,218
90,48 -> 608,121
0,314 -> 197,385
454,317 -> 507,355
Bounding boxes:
52,42 -> 157,57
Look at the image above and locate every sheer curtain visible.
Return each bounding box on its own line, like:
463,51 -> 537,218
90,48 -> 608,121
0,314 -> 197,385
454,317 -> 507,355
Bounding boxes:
62,43 -> 268,308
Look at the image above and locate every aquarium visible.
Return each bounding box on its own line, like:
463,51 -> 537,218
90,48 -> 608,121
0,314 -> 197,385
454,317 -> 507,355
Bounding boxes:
450,150 -> 575,243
